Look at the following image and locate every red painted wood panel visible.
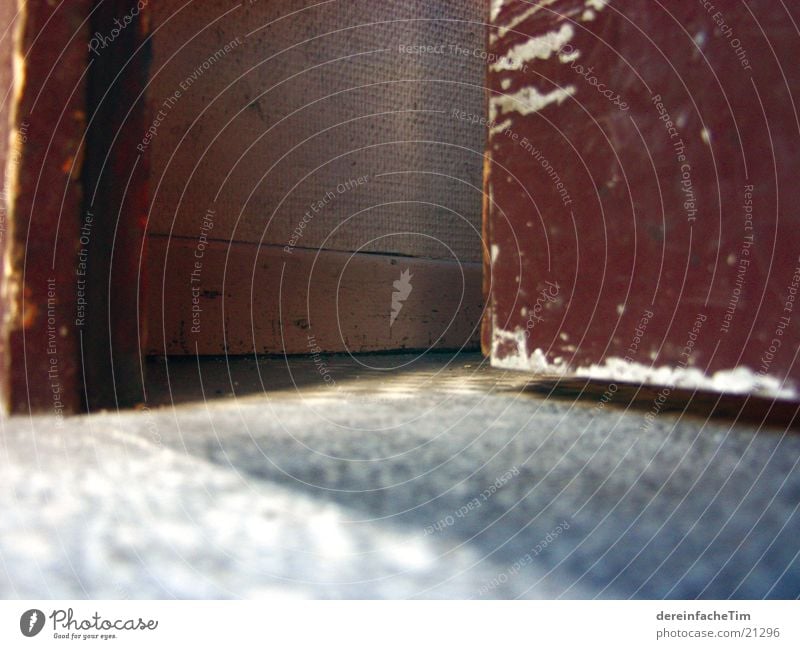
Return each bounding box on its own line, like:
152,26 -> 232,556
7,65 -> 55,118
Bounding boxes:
484,0 -> 800,400
0,1 -> 151,414
0,2 -> 90,415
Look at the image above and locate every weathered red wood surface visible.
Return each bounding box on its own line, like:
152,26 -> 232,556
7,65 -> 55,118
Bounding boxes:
484,0 -> 800,400
147,236 -> 482,356
0,1 -> 151,414
0,2 -> 90,415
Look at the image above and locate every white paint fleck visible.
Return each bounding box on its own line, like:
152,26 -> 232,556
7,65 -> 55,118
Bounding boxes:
491,339 -> 797,400
491,24 -> 575,71
500,78 -> 512,90
573,358 -> 796,400
695,31 -> 707,47
490,85 -> 575,119
559,332 -> 569,341
581,9 -> 596,21
585,0 -> 608,10
490,0 -> 505,22
701,127 -> 711,145
491,244 -> 500,263
616,304 -> 625,315
490,118 -> 512,136
495,0 -> 560,40
559,48 -> 581,63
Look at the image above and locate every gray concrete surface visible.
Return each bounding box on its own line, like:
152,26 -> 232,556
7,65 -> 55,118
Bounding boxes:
1,352 -> 798,598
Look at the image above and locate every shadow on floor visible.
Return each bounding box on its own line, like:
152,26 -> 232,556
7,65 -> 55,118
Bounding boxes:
145,351 -> 798,431
143,350 -> 505,407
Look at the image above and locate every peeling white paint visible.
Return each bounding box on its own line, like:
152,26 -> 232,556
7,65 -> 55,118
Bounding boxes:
492,328 -> 565,374
489,118 -> 512,136
490,331 -> 797,399
559,48 -> 581,63
500,78 -> 512,90
581,9 -> 596,21
491,24 -> 575,71
495,0 -> 561,40
489,119 -> 512,135
490,85 -> 575,119
573,358 -> 796,400
490,0 -> 505,22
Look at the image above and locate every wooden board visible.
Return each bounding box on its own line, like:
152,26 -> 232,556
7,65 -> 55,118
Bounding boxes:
146,236 -> 483,356
525,378 -> 799,430
484,0 -> 800,401
0,2 -> 487,410
0,1 -> 90,415
0,1 -> 153,413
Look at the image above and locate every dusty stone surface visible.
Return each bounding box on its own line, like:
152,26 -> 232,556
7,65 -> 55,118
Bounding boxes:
1,353 -> 798,598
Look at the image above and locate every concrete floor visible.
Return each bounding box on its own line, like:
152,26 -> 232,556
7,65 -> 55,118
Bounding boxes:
1,352 -> 799,598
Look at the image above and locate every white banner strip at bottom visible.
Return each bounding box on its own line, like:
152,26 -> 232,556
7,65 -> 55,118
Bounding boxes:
1,600 -> 797,647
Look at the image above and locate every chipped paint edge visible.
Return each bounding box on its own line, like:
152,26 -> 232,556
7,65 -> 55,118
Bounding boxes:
491,328 -> 798,400
491,23 -> 575,70
1,1 -> 27,342
490,85 -> 575,120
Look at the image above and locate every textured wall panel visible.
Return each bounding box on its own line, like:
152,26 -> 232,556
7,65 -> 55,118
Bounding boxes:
146,0 -> 487,262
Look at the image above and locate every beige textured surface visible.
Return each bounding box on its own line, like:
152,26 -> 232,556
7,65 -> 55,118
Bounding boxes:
145,0 -> 487,262
146,236 -> 483,355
